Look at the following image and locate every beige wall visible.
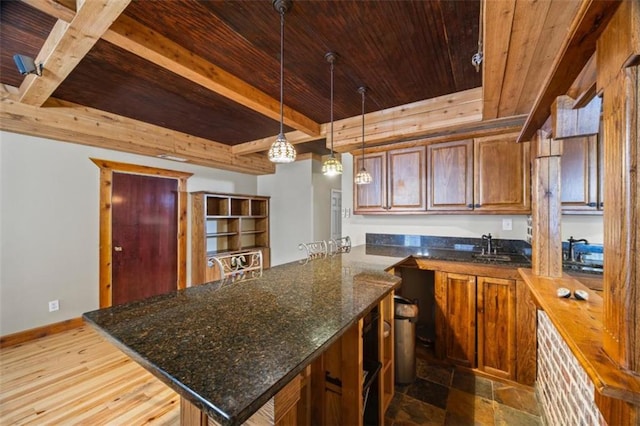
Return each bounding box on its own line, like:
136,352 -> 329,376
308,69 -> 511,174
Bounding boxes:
0,131 -> 258,335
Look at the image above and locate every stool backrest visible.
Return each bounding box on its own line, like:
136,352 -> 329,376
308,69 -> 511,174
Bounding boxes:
208,250 -> 263,282
329,236 -> 351,254
298,240 -> 328,261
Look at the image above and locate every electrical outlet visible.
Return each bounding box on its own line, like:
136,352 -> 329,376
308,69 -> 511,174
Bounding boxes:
502,218 -> 513,231
48,300 -> 59,312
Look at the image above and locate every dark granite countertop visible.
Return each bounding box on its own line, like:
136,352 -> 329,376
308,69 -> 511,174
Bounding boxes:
83,246 -> 401,425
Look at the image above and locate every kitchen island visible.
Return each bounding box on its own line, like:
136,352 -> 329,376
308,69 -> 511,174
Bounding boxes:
83,246 -> 401,425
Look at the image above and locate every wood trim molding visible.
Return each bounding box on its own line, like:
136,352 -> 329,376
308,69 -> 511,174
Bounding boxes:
518,1 -> 622,142
91,159 -> 191,308
0,317 -> 84,348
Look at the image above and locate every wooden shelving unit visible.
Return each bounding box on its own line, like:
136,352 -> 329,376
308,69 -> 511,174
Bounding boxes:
310,291 -> 395,425
191,192 -> 270,285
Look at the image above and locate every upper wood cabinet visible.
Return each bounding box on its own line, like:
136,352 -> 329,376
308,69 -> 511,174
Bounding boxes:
561,135 -> 603,214
426,140 -> 474,211
354,147 -> 426,213
354,134 -> 530,215
473,135 -> 531,212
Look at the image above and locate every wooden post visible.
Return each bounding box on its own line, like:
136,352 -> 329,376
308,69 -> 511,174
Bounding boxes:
597,0 -> 640,376
530,129 -> 563,278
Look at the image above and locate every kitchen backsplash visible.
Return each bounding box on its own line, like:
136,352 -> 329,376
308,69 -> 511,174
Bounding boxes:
366,233 -> 532,255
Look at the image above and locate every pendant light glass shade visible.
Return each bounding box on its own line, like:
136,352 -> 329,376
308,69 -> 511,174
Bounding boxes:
354,86 -> 372,185
322,52 -> 342,176
322,156 -> 343,176
268,0 -> 296,164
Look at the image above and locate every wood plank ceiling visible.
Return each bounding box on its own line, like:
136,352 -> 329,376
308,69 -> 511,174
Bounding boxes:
0,0 -> 582,174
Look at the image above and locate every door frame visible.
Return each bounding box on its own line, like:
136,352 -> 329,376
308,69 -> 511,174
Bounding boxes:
330,189 -> 342,240
91,159 -> 192,308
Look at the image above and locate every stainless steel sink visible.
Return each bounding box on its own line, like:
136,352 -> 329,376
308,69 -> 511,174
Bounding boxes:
472,253 -> 512,262
563,261 -> 603,273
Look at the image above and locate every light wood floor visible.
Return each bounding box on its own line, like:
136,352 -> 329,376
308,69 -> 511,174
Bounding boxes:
0,326 -> 180,425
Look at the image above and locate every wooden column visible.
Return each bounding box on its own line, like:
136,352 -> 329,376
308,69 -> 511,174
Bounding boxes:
597,0 -> 640,376
530,130 -> 563,278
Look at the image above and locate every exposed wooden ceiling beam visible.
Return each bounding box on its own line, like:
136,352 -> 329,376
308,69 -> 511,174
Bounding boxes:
518,0 -> 622,142
341,115 -> 527,154
0,86 -> 275,175
18,0 -> 131,106
232,130 -> 325,156
482,0 -> 516,120
332,88 -> 483,151
21,0 -> 322,137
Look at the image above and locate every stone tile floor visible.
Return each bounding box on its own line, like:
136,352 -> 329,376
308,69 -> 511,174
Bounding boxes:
385,354 -> 542,425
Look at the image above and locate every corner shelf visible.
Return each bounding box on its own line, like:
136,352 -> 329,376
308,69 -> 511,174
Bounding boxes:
191,191 -> 270,285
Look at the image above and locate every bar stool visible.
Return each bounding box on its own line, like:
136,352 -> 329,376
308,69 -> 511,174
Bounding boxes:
208,250 -> 263,282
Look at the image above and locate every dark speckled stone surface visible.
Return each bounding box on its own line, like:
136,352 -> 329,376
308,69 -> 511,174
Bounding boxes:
83,247 -> 401,425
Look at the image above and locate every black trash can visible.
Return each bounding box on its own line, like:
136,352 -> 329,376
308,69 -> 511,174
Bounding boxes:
394,295 -> 419,384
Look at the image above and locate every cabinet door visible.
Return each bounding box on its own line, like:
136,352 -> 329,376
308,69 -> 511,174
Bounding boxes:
387,147 -> 426,211
474,136 -> 530,212
354,152 -> 387,213
561,135 -> 599,212
477,276 -> 516,380
427,140 -> 474,211
434,272 -> 476,368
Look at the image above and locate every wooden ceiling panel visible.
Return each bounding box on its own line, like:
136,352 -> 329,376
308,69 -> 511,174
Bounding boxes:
122,0 -> 481,123
0,1 -> 57,88
51,40 -> 288,145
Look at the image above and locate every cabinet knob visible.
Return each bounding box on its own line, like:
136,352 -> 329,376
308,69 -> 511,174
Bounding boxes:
474,204 -> 482,208
599,202 -> 604,208
467,204 -> 474,208
587,202 -> 597,207
114,246 -> 123,252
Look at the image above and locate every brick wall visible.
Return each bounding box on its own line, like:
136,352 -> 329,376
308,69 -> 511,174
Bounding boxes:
537,311 -> 606,425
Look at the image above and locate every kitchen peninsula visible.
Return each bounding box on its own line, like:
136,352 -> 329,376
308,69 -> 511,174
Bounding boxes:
83,247 -> 402,425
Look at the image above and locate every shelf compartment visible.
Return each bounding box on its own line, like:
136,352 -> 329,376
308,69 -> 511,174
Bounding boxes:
250,199 -> 268,216
230,198 -> 249,216
205,196 -> 229,216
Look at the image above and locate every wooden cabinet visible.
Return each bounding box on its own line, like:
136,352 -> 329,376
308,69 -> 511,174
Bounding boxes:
427,140 -> 474,211
311,291 -> 394,426
435,271 -> 531,384
359,134 -> 531,214
561,134 -> 603,213
354,147 -> 426,213
434,272 -> 477,368
191,192 -> 270,285
477,276 -> 516,380
473,135 -> 531,212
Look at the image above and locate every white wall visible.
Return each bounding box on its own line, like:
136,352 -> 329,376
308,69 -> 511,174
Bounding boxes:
257,160 -> 314,266
0,131 -> 257,335
340,153 -> 604,246
311,160 -> 341,242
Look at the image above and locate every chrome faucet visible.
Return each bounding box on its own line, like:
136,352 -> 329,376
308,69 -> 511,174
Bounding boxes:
481,233 -> 493,254
567,236 -> 588,262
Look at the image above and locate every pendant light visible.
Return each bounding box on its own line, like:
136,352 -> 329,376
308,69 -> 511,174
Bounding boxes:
322,52 -> 343,176
354,86 -> 372,185
268,0 -> 296,163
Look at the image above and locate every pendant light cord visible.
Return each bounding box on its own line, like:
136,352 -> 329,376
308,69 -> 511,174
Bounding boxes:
279,8 -> 285,136
361,88 -> 365,162
330,59 -> 334,156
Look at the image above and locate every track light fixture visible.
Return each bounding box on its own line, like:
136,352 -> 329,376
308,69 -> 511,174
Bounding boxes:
13,54 -> 42,76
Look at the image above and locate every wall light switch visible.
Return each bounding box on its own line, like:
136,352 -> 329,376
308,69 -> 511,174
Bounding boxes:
48,300 -> 59,312
502,218 -> 513,231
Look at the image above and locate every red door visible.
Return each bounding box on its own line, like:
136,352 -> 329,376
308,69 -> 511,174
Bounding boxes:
112,172 -> 178,305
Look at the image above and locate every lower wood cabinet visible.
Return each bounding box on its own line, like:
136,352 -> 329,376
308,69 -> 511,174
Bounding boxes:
435,271 -> 535,385
477,276 -> 517,380
434,272 -> 477,368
